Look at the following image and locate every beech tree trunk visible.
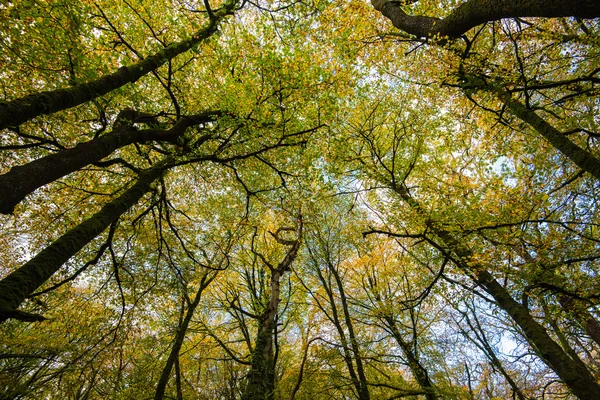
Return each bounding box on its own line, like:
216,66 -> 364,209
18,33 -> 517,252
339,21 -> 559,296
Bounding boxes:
242,270 -> 282,400
372,0 -> 600,39
243,220 -> 302,400
559,295 -> 600,348
0,1 -> 235,130
457,305 -> 528,400
0,111 -> 217,214
500,93 -> 600,181
385,317 -> 437,400
154,272 -> 216,400
390,183 -> 600,400
331,266 -> 370,400
308,236 -> 370,400
0,160 -> 169,323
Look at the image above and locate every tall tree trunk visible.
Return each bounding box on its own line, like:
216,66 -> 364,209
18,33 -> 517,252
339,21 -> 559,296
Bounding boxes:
243,270 -> 281,400
457,305 -> 528,400
456,76 -> 600,181
0,111 -> 216,214
313,261 -> 363,397
390,183 -> 600,400
516,246 -> 600,349
288,336 -> 316,400
0,1 -> 236,130
155,272 -> 217,400
308,237 -> 370,400
501,95 -> 600,181
243,219 -> 302,400
384,316 -> 437,400
0,159 -> 169,323
330,266 -> 370,400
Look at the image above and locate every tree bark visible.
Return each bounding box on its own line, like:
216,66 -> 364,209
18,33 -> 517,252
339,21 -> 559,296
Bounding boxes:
0,1 -> 236,130
372,0 -> 600,39
390,183 -> 600,400
501,96 -> 600,181
0,111 -> 217,214
458,305 -> 529,400
243,220 -> 302,400
331,266 -> 370,400
308,234 -> 370,400
559,295 -> 600,348
154,272 -> 217,400
385,317 -> 437,400
0,159 -> 169,323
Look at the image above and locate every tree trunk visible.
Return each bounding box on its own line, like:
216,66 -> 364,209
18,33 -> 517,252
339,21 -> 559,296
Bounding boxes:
0,1 -> 235,130
457,305 -> 529,400
155,272 -> 216,400
390,183 -> 600,400
330,266 -> 370,400
473,271 -> 600,399
242,269 -> 282,400
0,159 -> 169,323
243,220 -> 302,400
385,317 -> 437,400
308,238 -> 370,400
559,295 -> 600,348
0,111 -> 216,214
502,95 -> 600,181
372,0 -> 600,39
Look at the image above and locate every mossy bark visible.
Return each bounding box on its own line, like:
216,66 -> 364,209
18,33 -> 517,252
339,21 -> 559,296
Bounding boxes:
243,317 -> 277,400
243,222 -> 302,400
0,130 -> 137,214
0,1 -> 235,130
372,0 -> 600,39
0,111 -> 217,214
0,161 -> 168,323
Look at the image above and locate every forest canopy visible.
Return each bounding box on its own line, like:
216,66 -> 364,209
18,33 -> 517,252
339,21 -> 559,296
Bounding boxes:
1,0 -> 600,399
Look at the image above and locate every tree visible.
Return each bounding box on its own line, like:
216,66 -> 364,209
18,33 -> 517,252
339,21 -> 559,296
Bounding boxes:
0,0 -> 237,130
242,216 -> 303,400
372,0 -> 600,39
2,0 -> 600,399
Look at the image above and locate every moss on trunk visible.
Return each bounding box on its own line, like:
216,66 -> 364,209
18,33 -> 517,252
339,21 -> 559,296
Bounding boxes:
0,160 -> 168,323
0,1 -> 235,130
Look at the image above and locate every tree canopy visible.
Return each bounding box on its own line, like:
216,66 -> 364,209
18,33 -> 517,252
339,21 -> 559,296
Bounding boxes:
1,0 -> 600,399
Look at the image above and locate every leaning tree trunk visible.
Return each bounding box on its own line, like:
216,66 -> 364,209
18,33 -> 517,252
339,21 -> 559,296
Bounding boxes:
0,111 -> 217,214
389,183 -> 600,400
0,159 -> 169,323
154,272 -> 217,400
559,294 -> 600,348
0,0 -> 235,130
457,305 -> 528,400
385,317 -> 437,400
499,93 -> 600,181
